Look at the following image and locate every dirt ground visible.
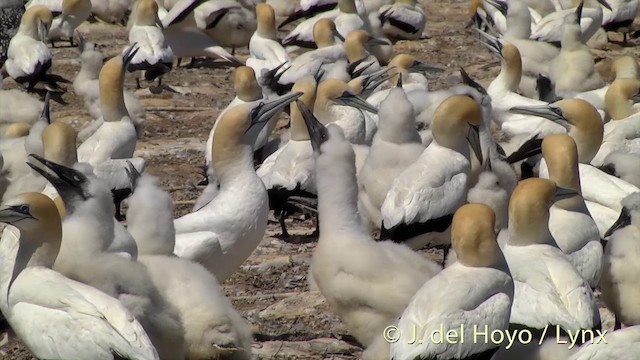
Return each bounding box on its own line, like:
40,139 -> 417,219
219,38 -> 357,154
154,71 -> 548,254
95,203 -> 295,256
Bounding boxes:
0,0 -> 634,358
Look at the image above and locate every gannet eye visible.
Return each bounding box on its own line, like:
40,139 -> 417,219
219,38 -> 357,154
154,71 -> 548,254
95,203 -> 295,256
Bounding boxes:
17,205 -> 30,214
552,107 -> 563,116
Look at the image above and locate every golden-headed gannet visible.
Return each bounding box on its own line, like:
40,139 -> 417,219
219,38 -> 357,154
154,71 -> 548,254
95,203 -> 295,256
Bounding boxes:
126,171 -> 253,359
246,3 -> 290,83
73,37 -> 144,139
377,0 -> 425,40
199,0 -> 257,56
5,5 -> 64,92
531,0 -> 612,45
126,0 -> 173,89
0,192 -> 159,360
314,78 -> 378,144
301,99 -> 441,360
344,29 -> 386,78
379,95 -> 483,255
385,53 -> 440,89
601,0 -> 639,42
257,77 -> 319,237
25,0 -> 92,46
161,0 -> 243,66
574,55 -> 640,112
1,122 -> 31,138
77,44 -> 139,168
599,151 -> 640,187
548,6 -> 605,98
280,9 -> 340,49
502,178 -> 601,335
359,80 -> 423,229
174,94 -> 301,282
541,134 -> 603,288
26,156 -> 186,359
569,325 -> 640,359
392,203 -> 514,360
600,192 -> 640,329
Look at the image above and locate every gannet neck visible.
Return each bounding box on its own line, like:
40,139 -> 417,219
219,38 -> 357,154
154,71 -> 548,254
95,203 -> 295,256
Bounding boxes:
612,56 -> 639,80
507,179 -> 556,246
316,127 -> 366,235
291,79 -> 317,141
43,122 -> 79,167
605,79 -> 640,120
561,23 -> 584,51
496,43 -> 522,92
315,79 -> 349,125
338,0 -> 358,13
78,47 -> 103,81
211,107 -> 257,186
256,3 -> 277,40
132,0 -> 160,27
559,99 -> 603,163
345,30 -> 369,63
378,88 -> 421,144
452,203 -> 507,269
431,95 -> 482,159
234,67 -> 262,102
387,54 -> 414,85
314,19 -> 338,48
99,56 -> 129,123
19,5 -> 53,40
542,134 -> 585,211
58,196 -> 115,261
468,0 -> 481,17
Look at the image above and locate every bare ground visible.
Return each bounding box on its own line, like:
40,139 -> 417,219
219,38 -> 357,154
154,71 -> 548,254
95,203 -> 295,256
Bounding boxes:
0,0 -> 634,358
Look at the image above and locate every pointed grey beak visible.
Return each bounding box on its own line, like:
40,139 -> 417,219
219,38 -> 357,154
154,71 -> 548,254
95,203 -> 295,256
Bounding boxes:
360,68 -> 392,94
347,58 -> 373,78
483,156 -> 492,171
576,0 -> 584,24
247,92 -> 303,133
37,19 -> 49,43
333,27 -> 345,42
475,29 -> 503,58
296,100 -> 328,153
336,91 -> 378,114
554,186 -> 579,201
508,105 -> 572,130
460,67 -> 487,96
41,92 -> 51,124
123,43 -> 140,70
597,0 -> 612,11
505,136 -> 543,164
124,160 -> 141,190
27,154 -> 89,204
485,0 -> 508,16
409,60 -> 443,74
467,124 -> 483,165
604,207 -> 631,238
396,72 -> 403,88
367,37 -> 389,47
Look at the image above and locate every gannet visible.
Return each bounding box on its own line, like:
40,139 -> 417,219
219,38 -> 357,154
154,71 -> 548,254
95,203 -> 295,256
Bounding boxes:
531,0 -> 612,45
359,79 -> 424,228
377,0 -> 425,40
174,95 -> 301,282
574,55 -> 639,112
161,0 -> 242,65
600,192 -> 640,329
391,203 -> 514,360
126,0 -> 173,89
541,134 -> 603,288
25,0 -> 92,46
379,95 -> 483,255
344,29 -> 386,77
0,192 -> 159,360
73,37 -> 144,138
502,178 -> 601,335
301,99 -> 441,360
27,156 -> 186,359
280,9 -> 340,49
599,151 -> 640,187
602,0 -> 639,42
77,44 -> 139,168
5,5 -> 64,92
246,3 -> 290,83
199,0 -> 257,56
126,171 -> 253,359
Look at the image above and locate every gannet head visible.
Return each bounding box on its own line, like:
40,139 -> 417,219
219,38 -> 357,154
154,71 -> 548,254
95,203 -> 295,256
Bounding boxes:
234,66 -> 262,102
452,203 -> 506,268
2,123 -> 31,138
377,82 -> 419,143
338,0 -> 358,13
290,77 -> 318,141
345,30 -> 386,63
431,95 -> 484,164
256,3 -> 277,39
612,56 -> 639,80
298,99 -> 352,167
0,192 -> 61,237
132,0 -> 162,27
100,44 -> 139,122
313,18 -> 342,48
19,5 -> 53,41
387,54 -> 442,84
542,134 -> 581,194
605,78 -> 640,120
42,122 -> 78,167
508,178 -> 577,245
477,32 -> 522,90
315,79 -> 378,121
78,39 -> 105,77
605,192 -> 640,237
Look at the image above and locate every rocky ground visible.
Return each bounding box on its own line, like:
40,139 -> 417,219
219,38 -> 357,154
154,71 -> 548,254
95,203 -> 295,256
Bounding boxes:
0,0 -> 634,358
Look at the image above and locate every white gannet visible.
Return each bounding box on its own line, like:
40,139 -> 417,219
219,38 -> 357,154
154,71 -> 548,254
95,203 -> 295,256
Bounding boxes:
301,100 -> 441,360
27,156 -> 186,359
0,192 -> 159,360
531,0 -> 612,45
246,3 -> 290,83
174,94 -> 300,282
73,37 -> 144,138
161,0 -> 242,65
126,0 -> 173,89
391,203 -> 514,360
199,0 -> 257,56
377,0 -> 425,40
77,44 -> 139,168
502,178 -> 601,335
25,0 -> 92,46
574,55 -> 639,112
380,95 -> 483,255
599,151 -> 640,187
126,171 -> 253,359
541,134 -> 603,288
601,0 -> 639,42
600,192 -> 640,329
359,79 -> 424,229
569,325 -> 640,359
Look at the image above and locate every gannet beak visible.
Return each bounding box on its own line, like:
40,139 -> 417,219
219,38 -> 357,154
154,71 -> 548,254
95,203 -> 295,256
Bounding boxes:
576,0 -> 584,24
0,205 -> 34,224
475,29 -> 503,58
41,91 -> 51,124
333,27 -> 345,42
460,67 -> 488,96
483,156 -> 492,171
409,60 -> 443,74
362,68 -> 392,91
367,36 -> 389,47
122,43 -> 140,70
336,91 -> 378,114
485,0 -> 508,15
124,160 -> 141,190
247,92 -> 303,133
347,58 -> 373,78
27,154 -> 89,200
631,92 -> 640,103
467,124 -> 483,165
37,19 -> 49,43
508,105 -> 572,130
296,100 -> 328,153
596,0 -> 612,10
554,186 -> 579,201
505,136 -> 543,164
396,72 -> 403,88
604,207 -> 631,238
